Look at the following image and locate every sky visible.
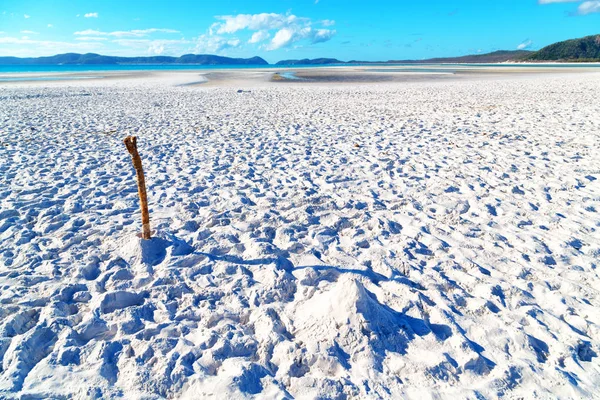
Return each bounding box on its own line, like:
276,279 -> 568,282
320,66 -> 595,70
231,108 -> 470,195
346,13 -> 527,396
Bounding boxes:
1,0 -> 600,62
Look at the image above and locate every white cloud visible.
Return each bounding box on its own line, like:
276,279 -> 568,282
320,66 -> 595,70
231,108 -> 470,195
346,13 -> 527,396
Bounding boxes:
213,13 -> 308,34
24,14 -> 30,19
20,30 -> 38,35
538,0 -> 600,14
268,28 -> 295,50
113,38 -> 191,55
74,29 -> 105,36
311,29 -> 336,44
266,27 -> 336,50
578,1 -> 600,14
84,12 -> 98,18
0,36 -> 105,56
227,38 -> 241,47
148,42 -> 165,55
133,28 -> 179,35
195,35 -> 242,53
47,24 -> 53,28
517,39 -> 533,50
209,12 -> 336,51
248,30 -> 270,44
0,27 -> 188,58
75,36 -> 108,41
110,31 -> 147,38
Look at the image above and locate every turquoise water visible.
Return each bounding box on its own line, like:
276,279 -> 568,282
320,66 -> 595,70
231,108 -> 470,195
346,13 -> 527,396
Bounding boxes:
0,75 -> 101,82
278,72 -> 304,80
2,62 -> 599,75
370,68 -> 456,73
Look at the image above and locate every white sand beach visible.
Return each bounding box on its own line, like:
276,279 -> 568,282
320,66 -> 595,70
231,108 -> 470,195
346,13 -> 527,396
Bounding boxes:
1,68 -> 599,399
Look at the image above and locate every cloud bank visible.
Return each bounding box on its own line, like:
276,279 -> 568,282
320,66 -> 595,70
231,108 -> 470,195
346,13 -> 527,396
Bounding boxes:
5,8 -> 335,57
203,12 -> 336,51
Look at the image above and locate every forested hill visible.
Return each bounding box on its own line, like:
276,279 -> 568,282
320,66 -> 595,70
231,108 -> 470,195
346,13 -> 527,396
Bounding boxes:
384,50 -> 533,64
525,35 -> 600,62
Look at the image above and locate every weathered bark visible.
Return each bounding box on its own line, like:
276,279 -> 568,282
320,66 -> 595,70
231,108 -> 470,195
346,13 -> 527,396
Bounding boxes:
123,136 -> 151,239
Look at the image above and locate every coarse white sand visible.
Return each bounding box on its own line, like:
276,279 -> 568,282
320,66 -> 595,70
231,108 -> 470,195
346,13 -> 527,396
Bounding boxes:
0,70 -> 599,399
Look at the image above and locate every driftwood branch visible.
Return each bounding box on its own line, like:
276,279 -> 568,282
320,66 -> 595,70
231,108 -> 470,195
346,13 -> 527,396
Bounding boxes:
123,136 -> 151,240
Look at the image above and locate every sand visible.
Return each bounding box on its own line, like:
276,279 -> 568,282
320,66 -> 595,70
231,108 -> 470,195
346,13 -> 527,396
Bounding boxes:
0,68 -> 599,399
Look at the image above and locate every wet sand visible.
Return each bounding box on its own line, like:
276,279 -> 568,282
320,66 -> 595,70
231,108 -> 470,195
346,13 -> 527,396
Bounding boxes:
2,64 -> 600,87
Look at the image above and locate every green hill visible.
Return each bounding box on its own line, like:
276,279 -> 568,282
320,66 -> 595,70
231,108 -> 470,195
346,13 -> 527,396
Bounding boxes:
526,35 -> 600,62
275,58 -> 343,65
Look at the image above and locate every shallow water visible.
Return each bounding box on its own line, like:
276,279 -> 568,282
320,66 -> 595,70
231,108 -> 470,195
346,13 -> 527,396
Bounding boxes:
369,68 -> 455,74
0,75 -> 102,82
278,71 -> 303,80
2,62 -> 599,75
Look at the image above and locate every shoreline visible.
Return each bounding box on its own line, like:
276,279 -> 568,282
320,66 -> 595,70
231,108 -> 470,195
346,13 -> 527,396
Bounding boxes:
2,64 -> 600,86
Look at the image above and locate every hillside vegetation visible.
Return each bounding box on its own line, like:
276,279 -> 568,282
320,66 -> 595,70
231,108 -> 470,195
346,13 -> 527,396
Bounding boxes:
526,35 -> 600,62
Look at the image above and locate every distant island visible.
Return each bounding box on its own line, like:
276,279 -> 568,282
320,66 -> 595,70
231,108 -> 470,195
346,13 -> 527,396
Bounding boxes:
280,34 -> 600,65
393,50 -> 535,64
352,50 -> 534,65
276,58 -> 345,66
274,51 -> 533,65
1,34 -> 599,66
0,53 -> 269,66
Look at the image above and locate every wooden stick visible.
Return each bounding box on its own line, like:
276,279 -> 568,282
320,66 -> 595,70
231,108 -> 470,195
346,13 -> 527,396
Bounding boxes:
123,136 -> 151,240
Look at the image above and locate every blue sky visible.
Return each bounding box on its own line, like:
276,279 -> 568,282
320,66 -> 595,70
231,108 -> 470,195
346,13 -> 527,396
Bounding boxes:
1,0 -> 599,62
